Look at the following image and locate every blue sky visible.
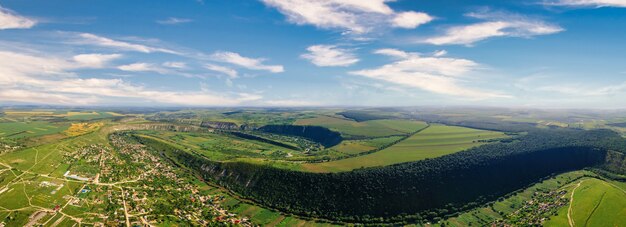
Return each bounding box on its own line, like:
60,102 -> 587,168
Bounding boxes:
0,0 -> 625,108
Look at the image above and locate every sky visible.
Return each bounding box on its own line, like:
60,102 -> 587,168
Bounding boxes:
0,0 -> 625,108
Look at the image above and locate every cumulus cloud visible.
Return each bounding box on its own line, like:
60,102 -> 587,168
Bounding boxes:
349,48 -> 509,99
204,63 -> 238,78
422,11 -> 563,46
74,33 -> 180,54
0,49 -> 259,106
211,51 -> 284,73
157,17 -> 193,25
391,11 -> 433,29
301,45 -> 359,67
260,0 -> 432,34
544,0 -> 626,7
0,5 -> 36,30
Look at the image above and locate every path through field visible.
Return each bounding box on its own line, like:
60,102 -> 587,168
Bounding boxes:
567,180 -> 584,227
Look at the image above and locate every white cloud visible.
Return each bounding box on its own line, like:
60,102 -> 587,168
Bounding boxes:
433,50 -> 447,57
423,11 -> 563,46
0,49 -> 259,106
116,62 -> 198,78
545,0 -> 626,7
260,0 -> 432,34
391,11 -> 433,29
537,82 -> 626,96
75,33 -> 179,54
350,48 -> 509,99
374,48 -> 413,58
118,63 -> 165,73
157,17 -> 193,25
162,61 -> 187,69
211,51 -> 284,73
73,54 -> 122,68
0,5 -> 36,30
205,63 -> 238,78
301,45 -> 359,67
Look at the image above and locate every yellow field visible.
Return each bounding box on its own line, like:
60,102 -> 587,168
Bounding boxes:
64,122 -> 104,136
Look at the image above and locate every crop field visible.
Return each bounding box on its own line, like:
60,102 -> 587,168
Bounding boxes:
302,124 -> 507,172
294,115 -> 428,138
544,178 -> 626,227
0,121 -> 68,140
137,131 -> 302,161
330,136 -> 403,155
2,108 -> 626,226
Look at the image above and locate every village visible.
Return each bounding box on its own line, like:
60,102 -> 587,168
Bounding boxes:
1,133 -> 250,226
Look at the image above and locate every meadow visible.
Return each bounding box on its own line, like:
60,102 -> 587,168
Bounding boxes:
544,178 -> 626,227
294,115 -> 428,138
0,121 -> 68,140
302,124 -> 507,172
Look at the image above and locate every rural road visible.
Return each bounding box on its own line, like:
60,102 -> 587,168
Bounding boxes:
568,180 -> 585,227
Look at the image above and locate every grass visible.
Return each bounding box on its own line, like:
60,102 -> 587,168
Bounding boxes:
330,136 -> 403,155
0,121 -> 68,139
139,131 -> 302,161
302,124 -> 507,172
443,170 -> 591,226
544,178 -> 626,227
294,115 -> 428,138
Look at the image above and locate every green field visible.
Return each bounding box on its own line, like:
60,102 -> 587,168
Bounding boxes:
294,115 -> 428,138
330,136 -> 403,155
138,131 -> 303,161
544,178 -> 626,227
302,124 -> 507,172
0,121 -> 68,140
442,170 -> 591,226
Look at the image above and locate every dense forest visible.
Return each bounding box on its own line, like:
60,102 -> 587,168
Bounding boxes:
338,110 -> 392,122
134,128 -> 626,224
257,125 -> 342,147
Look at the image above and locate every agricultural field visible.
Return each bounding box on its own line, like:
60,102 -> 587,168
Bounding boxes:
544,178 -> 626,227
330,136 -> 403,155
0,117 -> 328,226
302,124 -> 508,172
136,130 -> 305,161
294,115 -> 427,138
2,108 -> 626,226
0,121 -> 68,140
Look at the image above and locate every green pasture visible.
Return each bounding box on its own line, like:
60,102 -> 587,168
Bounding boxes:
0,121 -> 68,140
294,115 -> 427,138
302,124 -> 507,172
544,178 -> 626,227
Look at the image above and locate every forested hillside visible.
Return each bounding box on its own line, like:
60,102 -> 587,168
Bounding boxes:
135,128 -> 626,224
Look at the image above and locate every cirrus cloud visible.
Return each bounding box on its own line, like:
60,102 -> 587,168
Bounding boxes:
0,5 -> 36,30
211,51 -> 284,73
422,10 -> 563,46
73,33 -> 180,54
0,48 -> 258,106
543,0 -> 626,7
